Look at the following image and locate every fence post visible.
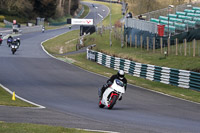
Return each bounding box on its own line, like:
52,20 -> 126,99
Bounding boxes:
168,37 -> 170,55
184,39 -> 187,56
160,37 -> 163,54
176,38 -> 178,56
114,28 -> 116,38
135,35 -> 137,48
193,39 -> 196,57
153,37 -> 155,53
126,34 -> 128,47
130,35 -> 132,47
140,35 -> 143,50
118,31 -> 120,40
147,36 -> 149,51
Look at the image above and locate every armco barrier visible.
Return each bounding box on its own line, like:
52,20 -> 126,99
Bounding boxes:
21,25 -> 42,34
87,48 -> 200,91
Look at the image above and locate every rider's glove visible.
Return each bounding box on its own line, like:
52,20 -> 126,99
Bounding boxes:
103,84 -> 108,88
107,81 -> 112,86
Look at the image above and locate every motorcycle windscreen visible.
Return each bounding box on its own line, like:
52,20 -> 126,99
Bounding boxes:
111,79 -> 125,93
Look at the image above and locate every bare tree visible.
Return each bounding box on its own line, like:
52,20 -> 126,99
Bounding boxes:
68,0 -> 71,14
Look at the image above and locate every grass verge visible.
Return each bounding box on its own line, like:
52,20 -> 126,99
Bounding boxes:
0,86 -> 35,107
43,30 -> 80,54
80,4 -> 90,18
0,122 -> 100,133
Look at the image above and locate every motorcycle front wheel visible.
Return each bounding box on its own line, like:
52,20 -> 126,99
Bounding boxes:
108,95 -> 118,109
12,49 -> 15,55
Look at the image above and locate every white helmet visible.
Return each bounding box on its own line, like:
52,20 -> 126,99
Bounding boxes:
117,70 -> 124,80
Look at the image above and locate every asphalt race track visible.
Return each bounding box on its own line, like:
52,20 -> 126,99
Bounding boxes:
0,2 -> 200,133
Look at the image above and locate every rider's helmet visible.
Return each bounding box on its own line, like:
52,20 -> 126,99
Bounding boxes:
17,38 -> 20,41
117,70 -> 125,80
13,39 -> 17,44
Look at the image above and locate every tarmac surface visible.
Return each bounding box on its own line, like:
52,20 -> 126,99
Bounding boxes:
0,2 -> 200,133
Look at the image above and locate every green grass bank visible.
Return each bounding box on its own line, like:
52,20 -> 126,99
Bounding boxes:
0,122 -> 100,133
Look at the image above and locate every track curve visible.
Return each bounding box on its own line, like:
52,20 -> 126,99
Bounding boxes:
0,2 -> 200,133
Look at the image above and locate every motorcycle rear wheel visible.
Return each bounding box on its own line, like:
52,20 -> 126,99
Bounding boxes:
98,100 -> 105,108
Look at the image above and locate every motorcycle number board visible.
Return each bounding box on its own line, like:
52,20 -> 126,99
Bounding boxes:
71,19 -> 93,25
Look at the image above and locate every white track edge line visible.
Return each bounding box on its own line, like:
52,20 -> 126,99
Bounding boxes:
79,128 -> 119,133
0,84 -> 45,109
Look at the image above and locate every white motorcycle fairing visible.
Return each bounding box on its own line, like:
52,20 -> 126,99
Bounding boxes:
11,45 -> 18,49
99,79 -> 125,109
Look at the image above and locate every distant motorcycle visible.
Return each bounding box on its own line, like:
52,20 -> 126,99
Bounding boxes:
98,79 -> 125,109
42,27 -> 45,33
11,39 -> 19,54
0,38 -> 2,46
0,33 -> 3,45
11,44 -> 18,54
7,36 -> 13,47
0,34 -> 2,45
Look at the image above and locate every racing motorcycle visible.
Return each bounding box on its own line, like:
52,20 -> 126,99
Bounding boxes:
11,44 -> 18,54
98,79 -> 125,109
11,39 -> 19,54
7,37 -> 13,47
42,27 -> 45,33
0,34 -> 2,45
0,37 -> 2,45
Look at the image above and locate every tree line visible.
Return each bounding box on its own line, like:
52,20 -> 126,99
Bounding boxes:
0,0 -> 80,20
124,0 -> 185,15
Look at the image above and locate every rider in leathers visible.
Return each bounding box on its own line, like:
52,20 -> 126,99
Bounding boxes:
99,70 -> 127,100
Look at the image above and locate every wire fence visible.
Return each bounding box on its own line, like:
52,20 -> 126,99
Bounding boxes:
141,2 -> 200,21
96,26 -> 200,57
125,18 -> 157,34
122,33 -> 200,57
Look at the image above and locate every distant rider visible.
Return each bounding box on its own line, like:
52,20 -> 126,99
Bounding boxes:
12,39 -> 18,46
7,36 -> 13,47
42,26 -> 45,33
0,33 -> 2,44
99,70 -> 127,100
7,36 -> 13,43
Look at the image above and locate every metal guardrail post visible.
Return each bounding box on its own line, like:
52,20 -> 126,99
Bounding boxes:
176,38 -> 178,56
140,35 -> 143,50
184,39 -> 187,56
193,39 -> 196,57
153,37 -> 155,53
168,37 -> 170,55
126,34 -> 128,47
135,35 -> 137,48
160,37 -> 163,54
147,36 -> 149,51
